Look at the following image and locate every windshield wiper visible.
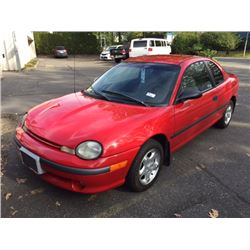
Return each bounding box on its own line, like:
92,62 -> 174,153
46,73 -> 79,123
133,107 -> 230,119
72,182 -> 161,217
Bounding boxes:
102,90 -> 149,107
83,87 -> 110,101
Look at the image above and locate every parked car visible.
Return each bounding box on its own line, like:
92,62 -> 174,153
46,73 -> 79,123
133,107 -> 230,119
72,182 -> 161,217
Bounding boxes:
15,55 -> 238,194
110,42 -> 130,63
53,46 -> 68,58
100,45 -> 122,60
129,38 -> 171,57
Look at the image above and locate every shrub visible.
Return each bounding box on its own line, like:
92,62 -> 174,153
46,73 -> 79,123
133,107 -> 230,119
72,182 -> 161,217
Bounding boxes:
198,49 -> 217,58
34,32 -> 99,55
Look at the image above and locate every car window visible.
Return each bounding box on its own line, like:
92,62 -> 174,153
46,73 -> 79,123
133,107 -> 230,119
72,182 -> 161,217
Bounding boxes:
90,63 -> 180,106
133,41 -> 147,47
149,40 -> 155,47
99,66 -> 140,84
207,61 -> 224,85
56,46 -> 65,50
180,61 -> 213,93
155,40 -> 161,47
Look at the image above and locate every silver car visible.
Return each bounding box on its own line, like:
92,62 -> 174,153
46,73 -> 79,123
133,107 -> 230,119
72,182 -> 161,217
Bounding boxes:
53,46 -> 68,58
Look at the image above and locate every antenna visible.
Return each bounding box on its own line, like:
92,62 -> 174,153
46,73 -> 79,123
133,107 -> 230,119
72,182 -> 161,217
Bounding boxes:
73,53 -> 76,93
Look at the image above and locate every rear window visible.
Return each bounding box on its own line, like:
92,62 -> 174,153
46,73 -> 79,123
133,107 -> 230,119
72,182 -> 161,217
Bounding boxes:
56,46 -> 65,50
133,40 -> 147,47
207,61 -> 224,85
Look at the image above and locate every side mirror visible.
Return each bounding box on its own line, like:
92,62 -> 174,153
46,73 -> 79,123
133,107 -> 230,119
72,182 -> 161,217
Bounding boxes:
176,87 -> 202,104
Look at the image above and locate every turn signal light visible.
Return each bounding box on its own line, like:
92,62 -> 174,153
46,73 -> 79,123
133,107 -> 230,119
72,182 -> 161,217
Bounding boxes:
110,160 -> 128,172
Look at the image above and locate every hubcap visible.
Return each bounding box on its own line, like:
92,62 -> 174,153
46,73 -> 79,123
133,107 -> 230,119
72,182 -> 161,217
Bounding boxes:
138,148 -> 161,186
224,104 -> 233,125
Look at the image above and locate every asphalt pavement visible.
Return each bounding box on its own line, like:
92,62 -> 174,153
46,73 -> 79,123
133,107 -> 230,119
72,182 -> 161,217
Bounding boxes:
1,56 -> 250,218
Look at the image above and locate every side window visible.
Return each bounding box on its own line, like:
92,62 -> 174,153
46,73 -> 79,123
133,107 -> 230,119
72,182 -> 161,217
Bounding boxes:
155,40 -> 161,47
207,61 -> 224,85
180,61 -> 213,94
149,40 -> 155,47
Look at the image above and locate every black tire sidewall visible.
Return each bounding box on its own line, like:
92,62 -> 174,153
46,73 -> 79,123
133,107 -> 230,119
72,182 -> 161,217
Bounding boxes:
126,139 -> 164,192
215,100 -> 234,128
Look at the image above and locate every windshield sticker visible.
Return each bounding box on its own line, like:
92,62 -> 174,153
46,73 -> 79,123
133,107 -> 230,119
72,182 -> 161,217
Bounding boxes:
146,92 -> 156,98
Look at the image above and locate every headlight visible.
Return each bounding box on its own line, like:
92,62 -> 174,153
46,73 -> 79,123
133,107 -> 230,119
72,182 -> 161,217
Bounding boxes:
20,113 -> 27,127
76,141 -> 102,160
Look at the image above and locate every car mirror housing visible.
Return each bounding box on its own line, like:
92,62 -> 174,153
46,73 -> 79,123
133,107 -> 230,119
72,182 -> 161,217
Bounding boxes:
176,87 -> 202,104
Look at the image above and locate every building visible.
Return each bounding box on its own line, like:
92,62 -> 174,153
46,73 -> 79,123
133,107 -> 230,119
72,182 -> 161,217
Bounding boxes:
0,31 -> 36,71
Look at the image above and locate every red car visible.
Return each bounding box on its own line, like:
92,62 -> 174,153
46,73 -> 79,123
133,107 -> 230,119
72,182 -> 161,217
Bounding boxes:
15,55 -> 239,194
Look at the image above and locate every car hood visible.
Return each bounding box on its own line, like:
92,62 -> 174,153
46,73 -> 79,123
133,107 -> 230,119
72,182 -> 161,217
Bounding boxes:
26,92 -> 162,156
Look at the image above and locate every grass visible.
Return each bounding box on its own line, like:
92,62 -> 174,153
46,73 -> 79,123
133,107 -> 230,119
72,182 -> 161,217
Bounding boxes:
24,58 -> 38,69
216,50 -> 250,58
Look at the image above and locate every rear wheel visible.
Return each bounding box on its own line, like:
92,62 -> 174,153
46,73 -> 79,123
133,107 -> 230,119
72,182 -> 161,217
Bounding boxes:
126,139 -> 164,192
215,100 -> 234,128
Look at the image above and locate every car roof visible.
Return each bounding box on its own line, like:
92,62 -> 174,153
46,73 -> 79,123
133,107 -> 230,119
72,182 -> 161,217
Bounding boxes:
126,55 -> 206,65
131,38 -> 167,41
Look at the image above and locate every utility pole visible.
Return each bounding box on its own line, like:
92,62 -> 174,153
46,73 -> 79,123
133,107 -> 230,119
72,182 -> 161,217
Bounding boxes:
243,32 -> 249,57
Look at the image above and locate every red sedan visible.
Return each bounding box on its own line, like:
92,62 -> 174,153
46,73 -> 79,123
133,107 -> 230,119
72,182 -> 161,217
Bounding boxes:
15,55 -> 239,193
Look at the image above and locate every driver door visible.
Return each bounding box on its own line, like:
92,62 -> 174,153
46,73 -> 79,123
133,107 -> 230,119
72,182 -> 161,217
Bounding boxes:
171,61 -> 218,151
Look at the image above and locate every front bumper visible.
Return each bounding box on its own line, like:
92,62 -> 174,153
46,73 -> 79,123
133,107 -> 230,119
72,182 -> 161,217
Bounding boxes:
54,53 -> 68,58
99,54 -> 113,60
15,127 -> 139,193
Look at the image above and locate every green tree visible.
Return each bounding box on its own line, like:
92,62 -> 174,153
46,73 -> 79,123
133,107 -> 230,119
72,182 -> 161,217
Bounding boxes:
171,32 -> 201,54
125,32 -> 144,41
200,32 -> 240,54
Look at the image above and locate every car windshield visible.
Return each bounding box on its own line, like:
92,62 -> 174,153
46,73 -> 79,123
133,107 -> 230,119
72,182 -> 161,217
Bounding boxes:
56,46 -> 65,50
85,62 -> 180,106
106,46 -> 116,51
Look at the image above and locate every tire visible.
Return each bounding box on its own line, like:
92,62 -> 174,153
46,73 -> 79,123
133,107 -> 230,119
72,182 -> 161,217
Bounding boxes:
126,139 -> 164,192
215,100 -> 234,129
115,58 -> 121,63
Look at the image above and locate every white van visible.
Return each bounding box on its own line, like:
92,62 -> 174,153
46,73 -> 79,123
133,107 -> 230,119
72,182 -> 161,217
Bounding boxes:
129,38 -> 171,58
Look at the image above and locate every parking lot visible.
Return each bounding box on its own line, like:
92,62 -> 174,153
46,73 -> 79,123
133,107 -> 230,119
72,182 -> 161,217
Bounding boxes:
1,56 -> 250,218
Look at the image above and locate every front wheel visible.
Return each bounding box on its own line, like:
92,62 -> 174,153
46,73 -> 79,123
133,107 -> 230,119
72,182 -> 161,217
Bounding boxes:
215,100 -> 234,128
126,139 -> 164,192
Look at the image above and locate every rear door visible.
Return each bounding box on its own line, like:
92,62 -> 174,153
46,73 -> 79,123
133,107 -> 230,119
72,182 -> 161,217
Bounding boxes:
130,40 -> 148,57
171,61 -> 219,151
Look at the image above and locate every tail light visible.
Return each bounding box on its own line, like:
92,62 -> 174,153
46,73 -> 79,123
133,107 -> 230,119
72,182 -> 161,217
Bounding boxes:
122,49 -> 126,55
129,49 -> 132,52
148,48 -> 153,52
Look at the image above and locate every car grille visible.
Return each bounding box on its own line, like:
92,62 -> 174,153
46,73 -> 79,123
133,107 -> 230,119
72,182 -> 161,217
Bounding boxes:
23,125 -> 61,149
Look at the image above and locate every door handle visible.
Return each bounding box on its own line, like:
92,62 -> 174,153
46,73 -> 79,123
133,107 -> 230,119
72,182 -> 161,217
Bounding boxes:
212,96 -> 218,101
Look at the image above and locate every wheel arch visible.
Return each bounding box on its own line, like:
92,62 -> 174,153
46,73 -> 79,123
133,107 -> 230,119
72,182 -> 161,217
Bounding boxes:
149,134 -> 171,166
231,96 -> 237,110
